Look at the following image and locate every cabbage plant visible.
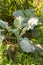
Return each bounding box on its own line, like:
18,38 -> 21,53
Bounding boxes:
0,9 -> 43,52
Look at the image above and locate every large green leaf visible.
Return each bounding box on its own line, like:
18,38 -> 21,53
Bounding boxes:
13,10 -> 24,17
27,17 -> 39,30
24,9 -> 35,18
20,37 -> 35,52
0,20 -> 9,29
14,16 -> 25,29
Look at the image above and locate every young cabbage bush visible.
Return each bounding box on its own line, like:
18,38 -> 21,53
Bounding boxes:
12,10 -> 43,52
0,9 -> 43,52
